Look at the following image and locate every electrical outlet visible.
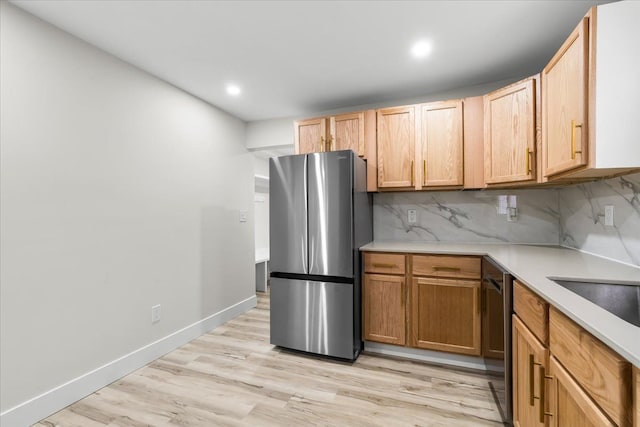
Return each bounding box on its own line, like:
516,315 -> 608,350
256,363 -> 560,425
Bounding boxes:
407,209 -> 417,224
604,205 -> 614,226
151,304 -> 161,323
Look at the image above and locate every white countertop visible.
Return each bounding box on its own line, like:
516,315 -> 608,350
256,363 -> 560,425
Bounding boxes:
361,241 -> 640,367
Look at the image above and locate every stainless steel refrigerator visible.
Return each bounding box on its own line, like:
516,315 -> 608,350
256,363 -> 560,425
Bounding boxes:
269,150 -> 372,360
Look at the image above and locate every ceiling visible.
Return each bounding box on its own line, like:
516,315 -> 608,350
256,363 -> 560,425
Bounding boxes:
12,0 -> 612,122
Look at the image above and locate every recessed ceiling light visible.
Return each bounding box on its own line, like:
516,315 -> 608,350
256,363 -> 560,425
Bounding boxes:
410,40 -> 432,59
226,84 -> 241,96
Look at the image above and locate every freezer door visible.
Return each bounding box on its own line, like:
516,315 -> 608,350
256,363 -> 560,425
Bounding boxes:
269,155 -> 308,275
270,278 -> 356,359
308,151 -> 353,277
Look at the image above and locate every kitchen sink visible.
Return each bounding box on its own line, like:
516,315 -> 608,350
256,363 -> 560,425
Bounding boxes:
549,278 -> 640,327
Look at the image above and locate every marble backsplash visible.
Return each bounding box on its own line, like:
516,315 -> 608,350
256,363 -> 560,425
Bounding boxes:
374,189 -> 560,244
559,172 -> 640,267
374,172 -> 640,268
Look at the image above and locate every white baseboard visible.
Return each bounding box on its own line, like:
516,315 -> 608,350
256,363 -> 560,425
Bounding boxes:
364,341 -> 504,373
0,295 -> 257,427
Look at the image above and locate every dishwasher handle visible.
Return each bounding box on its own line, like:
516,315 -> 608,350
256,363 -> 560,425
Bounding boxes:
484,276 -> 502,294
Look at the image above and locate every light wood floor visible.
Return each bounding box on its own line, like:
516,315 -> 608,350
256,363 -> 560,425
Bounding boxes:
36,291 -> 506,426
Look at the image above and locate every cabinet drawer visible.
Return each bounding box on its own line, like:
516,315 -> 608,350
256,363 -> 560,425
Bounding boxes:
550,307 -> 633,427
412,255 -> 480,279
513,280 -> 549,345
364,252 -> 405,275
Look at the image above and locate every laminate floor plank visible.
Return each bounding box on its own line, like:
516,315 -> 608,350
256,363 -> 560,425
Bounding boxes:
37,291 -> 506,426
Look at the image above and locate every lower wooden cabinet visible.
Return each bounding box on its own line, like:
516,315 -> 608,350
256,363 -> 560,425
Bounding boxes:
362,252 -> 483,358
411,277 -> 481,355
513,281 -> 634,427
549,355 -> 615,427
362,273 -> 406,345
513,315 -> 549,427
549,307 -> 632,426
634,366 -> 639,427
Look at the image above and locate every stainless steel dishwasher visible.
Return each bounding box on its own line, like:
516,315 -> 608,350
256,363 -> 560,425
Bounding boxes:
482,256 -> 513,425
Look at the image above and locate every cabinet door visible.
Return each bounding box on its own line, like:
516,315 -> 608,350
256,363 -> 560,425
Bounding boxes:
363,274 -> 405,345
411,277 -> 480,355
294,117 -> 327,154
484,77 -> 537,184
482,281 -> 504,359
513,315 -> 548,427
330,112 -> 365,156
377,106 -> 415,189
542,17 -> 589,177
549,307 -> 632,427
634,366 -> 639,427
419,100 -> 463,187
549,356 -> 615,427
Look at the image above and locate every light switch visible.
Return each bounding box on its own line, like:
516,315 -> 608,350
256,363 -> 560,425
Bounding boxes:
497,195 -> 508,214
239,210 -> 248,223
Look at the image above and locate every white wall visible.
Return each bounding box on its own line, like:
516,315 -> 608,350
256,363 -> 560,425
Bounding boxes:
0,1 -> 255,421
253,154 -> 270,177
254,192 -> 270,252
253,155 -> 270,252
246,117 -> 293,150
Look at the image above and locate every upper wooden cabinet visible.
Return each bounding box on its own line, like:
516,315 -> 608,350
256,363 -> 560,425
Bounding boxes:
377,106 -> 416,189
294,117 -> 327,154
484,76 -> 539,185
418,100 -> 464,188
294,2 -> 639,190
294,111 -> 378,192
463,96 -> 486,189
542,3 -> 640,180
330,112 -> 364,154
542,16 -> 589,178
377,100 -> 469,191
294,110 -> 374,157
